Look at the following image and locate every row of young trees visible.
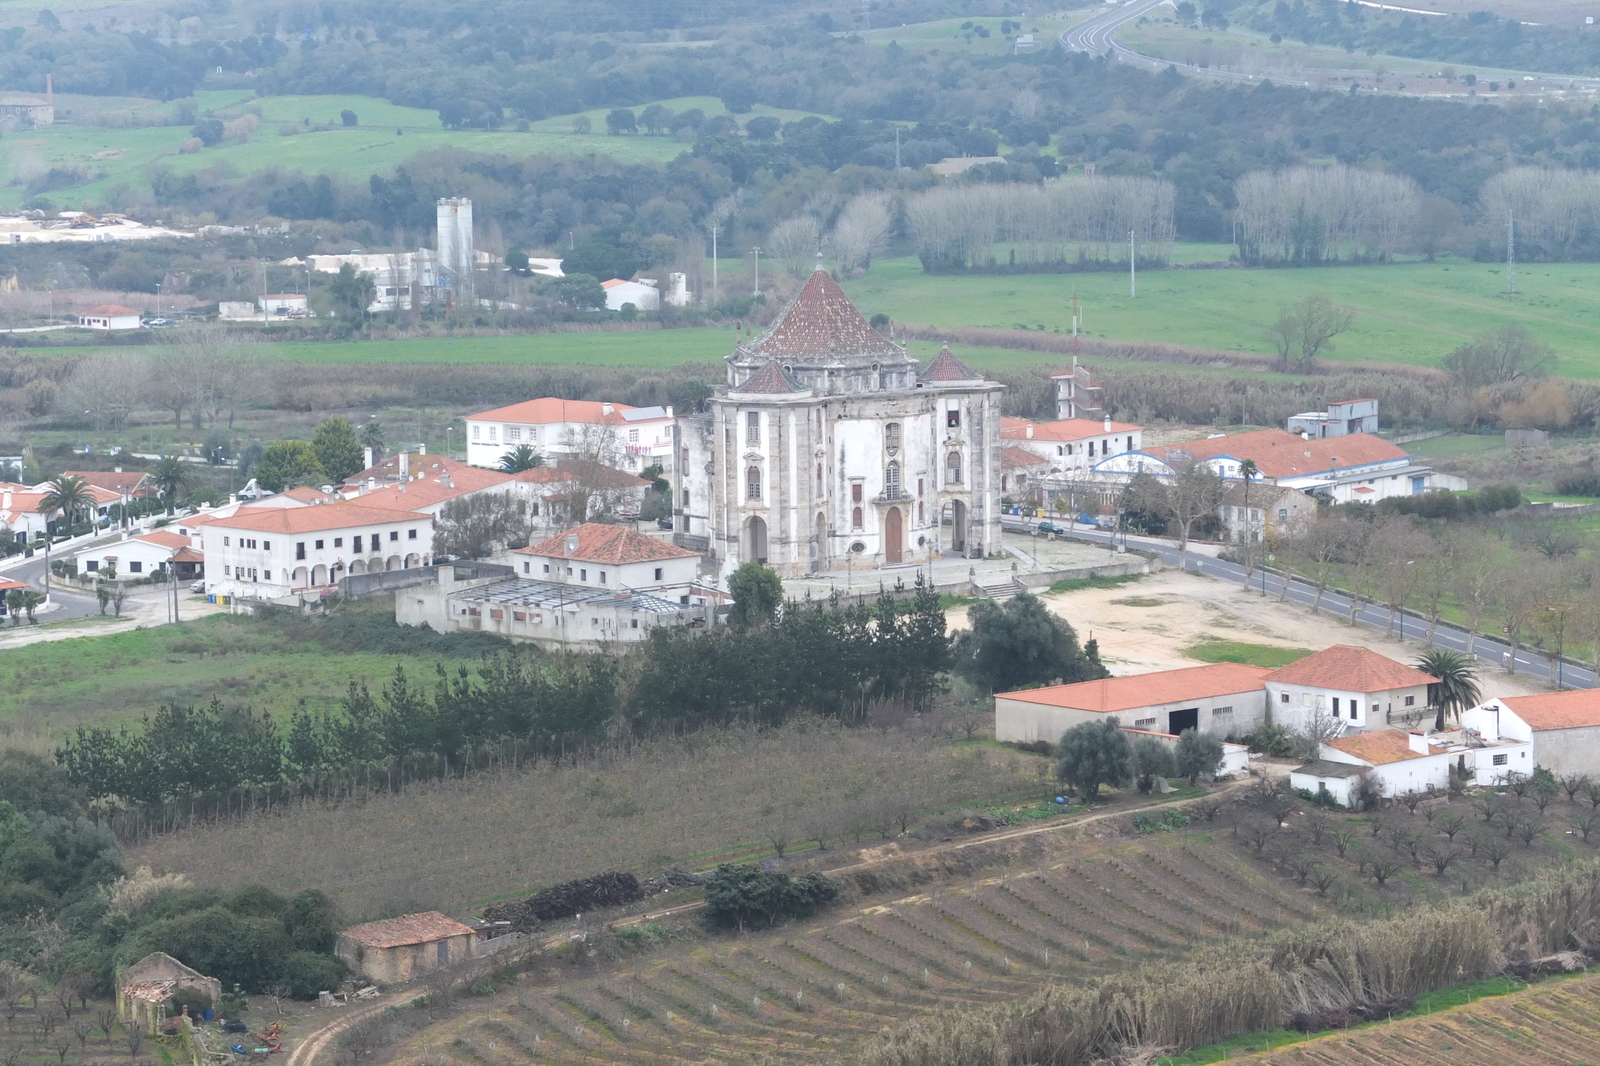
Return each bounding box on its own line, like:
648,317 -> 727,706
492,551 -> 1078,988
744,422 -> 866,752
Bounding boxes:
906,177 -> 1176,273
1477,167 -> 1600,262
1233,165 -> 1421,265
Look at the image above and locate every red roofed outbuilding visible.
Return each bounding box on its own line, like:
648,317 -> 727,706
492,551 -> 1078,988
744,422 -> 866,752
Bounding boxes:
995,662 -> 1273,744
335,912 -> 477,984
1463,690 -> 1600,779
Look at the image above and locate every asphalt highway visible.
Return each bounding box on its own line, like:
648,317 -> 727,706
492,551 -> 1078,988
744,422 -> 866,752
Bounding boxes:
1004,517 -> 1592,692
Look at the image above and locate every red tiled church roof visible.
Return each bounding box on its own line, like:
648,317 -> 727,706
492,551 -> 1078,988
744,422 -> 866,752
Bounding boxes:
918,344 -> 981,382
745,270 -> 904,361
734,359 -> 808,394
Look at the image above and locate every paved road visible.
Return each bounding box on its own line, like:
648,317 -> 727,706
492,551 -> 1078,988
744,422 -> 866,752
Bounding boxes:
1005,517 -> 1589,692
7,552 -> 102,622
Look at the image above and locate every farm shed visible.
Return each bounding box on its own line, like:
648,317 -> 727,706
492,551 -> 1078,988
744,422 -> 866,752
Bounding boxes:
994,662 -> 1271,744
116,953 -> 221,1035
1291,730 -> 1451,807
1461,690 -> 1600,778
336,911 -> 477,984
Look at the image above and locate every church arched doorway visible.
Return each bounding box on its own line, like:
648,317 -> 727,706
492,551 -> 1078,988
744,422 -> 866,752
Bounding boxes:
884,507 -> 903,565
744,516 -> 768,564
950,499 -> 967,555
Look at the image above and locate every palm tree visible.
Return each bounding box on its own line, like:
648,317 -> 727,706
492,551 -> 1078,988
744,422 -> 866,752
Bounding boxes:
38,475 -> 96,533
149,456 -> 195,516
1417,648 -> 1482,732
360,420 -> 385,460
1239,458 -> 1260,588
498,445 -> 545,474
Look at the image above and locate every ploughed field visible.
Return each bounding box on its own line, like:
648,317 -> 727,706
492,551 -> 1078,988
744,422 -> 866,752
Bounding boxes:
1231,970 -> 1600,1064
397,833 -> 1318,1065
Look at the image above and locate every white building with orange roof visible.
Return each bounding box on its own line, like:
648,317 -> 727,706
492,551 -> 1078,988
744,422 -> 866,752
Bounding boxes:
1264,645 -> 1437,735
75,529 -> 204,582
1462,690 -> 1600,779
1001,415 -> 1143,476
77,304 -> 141,330
995,662 -> 1272,743
675,269 -> 1005,578
200,502 -> 434,598
0,482 -> 124,539
462,399 -> 674,477
1292,730 -> 1453,807
509,522 -> 703,599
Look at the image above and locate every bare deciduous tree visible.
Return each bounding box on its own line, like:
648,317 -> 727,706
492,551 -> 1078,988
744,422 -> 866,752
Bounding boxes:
766,217 -> 824,278
1267,295 -> 1355,373
830,194 -> 893,278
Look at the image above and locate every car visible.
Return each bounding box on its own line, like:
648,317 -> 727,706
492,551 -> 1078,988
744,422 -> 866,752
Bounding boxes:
657,515 -> 673,530
1035,520 -> 1067,535
189,580 -> 206,593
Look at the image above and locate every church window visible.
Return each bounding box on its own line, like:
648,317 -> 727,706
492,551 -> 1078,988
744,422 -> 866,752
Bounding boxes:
851,483 -> 863,504
817,463 -> 823,494
681,447 -> 689,468
917,477 -> 924,496
946,451 -> 963,484
918,501 -> 925,523
885,461 -> 901,499
746,412 -> 761,446
884,422 -> 901,450
852,507 -> 863,529
747,465 -> 762,500
682,488 -> 690,506
947,408 -> 961,428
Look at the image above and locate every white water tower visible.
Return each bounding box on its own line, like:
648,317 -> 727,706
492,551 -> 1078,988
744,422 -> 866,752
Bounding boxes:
436,197 -> 475,296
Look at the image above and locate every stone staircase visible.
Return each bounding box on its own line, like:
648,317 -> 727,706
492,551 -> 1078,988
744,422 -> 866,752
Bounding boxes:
973,575 -> 1026,599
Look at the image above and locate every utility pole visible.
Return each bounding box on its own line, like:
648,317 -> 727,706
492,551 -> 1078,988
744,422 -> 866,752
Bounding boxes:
894,127 -> 901,169
711,224 -> 718,304
1506,210 -> 1516,295
1129,230 -> 1136,298
1071,291 -> 1079,359
751,246 -> 760,296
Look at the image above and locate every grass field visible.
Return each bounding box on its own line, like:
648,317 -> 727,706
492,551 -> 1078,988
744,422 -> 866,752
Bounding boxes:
1183,638 -> 1315,668
1,93 -> 829,210
0,606 -> 497,737
840,256 -> 1600,377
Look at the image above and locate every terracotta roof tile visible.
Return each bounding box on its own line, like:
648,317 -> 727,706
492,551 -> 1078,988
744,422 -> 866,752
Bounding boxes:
1265,645 -> 1436,692
997,663 -> 1271,713
135,530 -> 192,551
81,304 -> 140,316
918,344 -> 981,382
516,523 -> 701,565
206,502 -> 430,534
63,470 -> 150,495
1325,730 -> 1443,766
1502,690 -> 1600,731
344,454 -> 481,486
465,398 -> 645,426
339,912 -> 475,949
1146,429 -> 1408,480
353,466 -> 515,510
733,359 -> 808,394
1001,416 -> 1142,441
745,270 -> 904,361
1001,446 -> 1047,468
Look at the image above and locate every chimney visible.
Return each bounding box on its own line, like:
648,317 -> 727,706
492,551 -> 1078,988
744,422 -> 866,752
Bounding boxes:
1103,417 -> 1111,432
666,405 -> 674,418
418,443 -> 426,455
1408,731 -> 1429,755
1025,424 -> 1033,439
366,477 -> 376,492
602,403 -> 614,416
400,453 -> 409,479
565,533 -> 579,556
114,466 -> 122,473
363,447 -> 374,470
440,473 -> 452,489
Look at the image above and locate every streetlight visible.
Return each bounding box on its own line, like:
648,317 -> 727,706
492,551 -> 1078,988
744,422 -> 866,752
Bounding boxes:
1548,605 -> 1568,689
750,246 -> 761,295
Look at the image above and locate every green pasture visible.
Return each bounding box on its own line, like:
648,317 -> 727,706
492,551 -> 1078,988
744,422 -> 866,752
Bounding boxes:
0,609 -> 491,737
856,12 -> 1085,54
1,93 -> 831,210
840,256 -> 1600,377
1183,638 -> 1315,669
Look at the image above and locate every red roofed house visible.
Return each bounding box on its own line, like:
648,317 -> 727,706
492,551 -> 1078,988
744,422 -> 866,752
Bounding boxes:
1089,427 -> 1456,504
463,398 -> 674,477
1000,446 -> 1047,499
75,529 -> 204,582
1462,690 -> 1600,778
1264,645 -> 1436,735
676,269 -> 1005,577
996,662 -> 1272,743
600,277 -> 661,311
78,304 -> 141,330
1290,729 -> 1452,807
62,469 -> 152,499
1001,415 -> 1143,476
511,522 -> 702,597
200,502 -> 434,598
335,912 -> 477,984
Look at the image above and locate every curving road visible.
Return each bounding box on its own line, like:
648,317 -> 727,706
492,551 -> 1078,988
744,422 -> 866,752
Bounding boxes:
1060,0 -> 1263,85
1005,517 -> 1592,693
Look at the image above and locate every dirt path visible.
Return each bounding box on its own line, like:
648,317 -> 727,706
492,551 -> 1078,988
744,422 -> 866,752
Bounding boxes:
283,995 -> 393,1066
948,568 -> 1551,702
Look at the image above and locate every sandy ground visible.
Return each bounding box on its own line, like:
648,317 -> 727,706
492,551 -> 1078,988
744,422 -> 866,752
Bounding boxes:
948,567 -> 1553,701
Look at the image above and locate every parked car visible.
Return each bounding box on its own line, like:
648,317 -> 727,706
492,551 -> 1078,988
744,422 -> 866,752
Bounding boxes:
189,580 -> 206,593
657,515 -> 673,530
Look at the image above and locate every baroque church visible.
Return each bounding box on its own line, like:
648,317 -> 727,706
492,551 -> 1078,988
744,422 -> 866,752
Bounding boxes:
673,270 -> 1005,579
